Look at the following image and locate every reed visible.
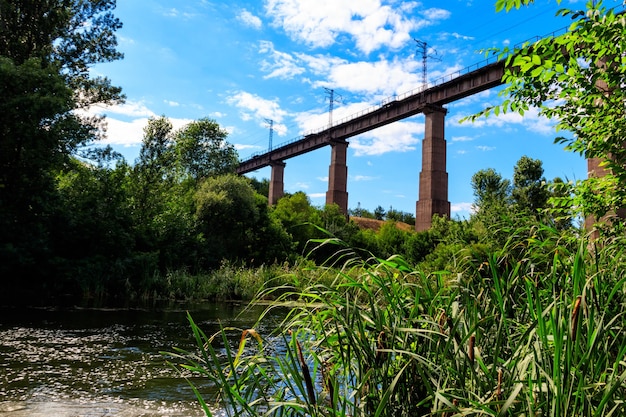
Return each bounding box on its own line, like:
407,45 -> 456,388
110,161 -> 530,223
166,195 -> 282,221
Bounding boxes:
166,223 -> 626,416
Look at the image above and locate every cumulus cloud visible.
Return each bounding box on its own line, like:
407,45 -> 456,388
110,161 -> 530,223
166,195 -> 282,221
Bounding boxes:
238,9 -> 262,29
265,0 -> 450,55
79,100 -> 200,148
350,121 -> 423,156
227,91 -> 289,135
294,101 -> 375,134
451,202 -> 476,214
259,41 -> 306,79
92,100 -> 156,118
457,106 -> 556,135
98,117 -> 198,148
319,58 -> 421,97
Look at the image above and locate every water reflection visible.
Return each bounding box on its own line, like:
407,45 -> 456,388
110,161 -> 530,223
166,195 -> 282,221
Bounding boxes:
0,302 -> 274,417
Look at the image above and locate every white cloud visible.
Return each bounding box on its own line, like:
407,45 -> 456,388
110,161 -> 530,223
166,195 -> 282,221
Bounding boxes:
302,55 -> 469,101
451,135 -> 475,142
238,9 -> 262,29
350,121 -> 423,156
297,53 -> 346,75
294,101 -> 374,134
451,202 -> 476,214
308,192 -> 326,199
423,8 -> 451,20
259,41 -> 305,79
352,175 -> 377,181
439,32 -> 475,41
476,145 -> 496,151
81,101 -> 192,147
164,100 -> 180,107
265,0 -> 450,55
234,143 -> 261,151
161,7 -> 197,20
319,57 -> 421,97
226,91 -> 289,135
92,100 -> 156,118
100,117 -> 150,147
99,116 -> 193,147
458,106 -> 555,135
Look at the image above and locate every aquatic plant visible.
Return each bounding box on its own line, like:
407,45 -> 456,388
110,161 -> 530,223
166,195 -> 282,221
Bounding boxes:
167,223 -> 626,416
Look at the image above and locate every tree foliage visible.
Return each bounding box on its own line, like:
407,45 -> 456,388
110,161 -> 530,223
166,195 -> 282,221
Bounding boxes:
0,1 -> 124,290
473,0 -> 626,221
512,155 -> 549,213
471,167 -> 511,209
173,118 -> 238,182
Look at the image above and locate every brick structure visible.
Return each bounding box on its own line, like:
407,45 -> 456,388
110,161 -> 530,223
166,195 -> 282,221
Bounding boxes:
416,105 -> 450,232
326,139 -> 349,215
269,160 -> 286,205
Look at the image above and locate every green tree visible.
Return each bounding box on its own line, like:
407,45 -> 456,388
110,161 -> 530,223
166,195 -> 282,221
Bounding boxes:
194,174 -> 290,267
377,221 -> 410,260
511,155 -> 549,214
471,167 -> 511,210
374,205 -> 386,220
478,0 -> 626,222
130,117 -> 176,238
349,203 -> 374,219
54,148 -> 134,296
0,0 -> 123,290
249,177 -> 270,198
172,118 -> 238,182
272,192 -> 320,253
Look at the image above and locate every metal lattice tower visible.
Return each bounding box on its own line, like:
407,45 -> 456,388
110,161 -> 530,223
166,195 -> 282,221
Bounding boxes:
265,118 -> 274,151
324,87 -> 335,129
414,39 -> 439,90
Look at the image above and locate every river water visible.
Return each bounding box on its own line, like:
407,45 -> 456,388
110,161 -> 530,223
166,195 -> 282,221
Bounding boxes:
0,301 -> 277,417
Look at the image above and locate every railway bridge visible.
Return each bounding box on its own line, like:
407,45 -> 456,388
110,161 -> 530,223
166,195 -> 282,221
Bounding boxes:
237,59 -> 506,231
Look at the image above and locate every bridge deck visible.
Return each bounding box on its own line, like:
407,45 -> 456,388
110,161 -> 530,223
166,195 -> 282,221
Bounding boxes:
237,60 -> 505,175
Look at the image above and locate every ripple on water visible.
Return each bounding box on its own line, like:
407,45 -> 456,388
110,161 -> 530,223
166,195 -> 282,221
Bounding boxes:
0,303 -> 278,416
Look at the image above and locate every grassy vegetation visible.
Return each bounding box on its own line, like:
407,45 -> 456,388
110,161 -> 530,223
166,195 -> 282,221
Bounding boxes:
166,220 -> 626,416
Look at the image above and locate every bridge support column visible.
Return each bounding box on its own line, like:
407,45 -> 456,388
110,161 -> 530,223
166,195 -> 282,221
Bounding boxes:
326,139 -> 349,215
269,160 -> 286,205
416,105 -> 450,232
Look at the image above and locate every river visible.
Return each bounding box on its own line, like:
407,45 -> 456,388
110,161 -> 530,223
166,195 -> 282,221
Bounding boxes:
0,301 -> 278,417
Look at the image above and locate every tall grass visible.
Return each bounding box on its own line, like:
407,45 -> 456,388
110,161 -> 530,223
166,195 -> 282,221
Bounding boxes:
166,223 -> 626,416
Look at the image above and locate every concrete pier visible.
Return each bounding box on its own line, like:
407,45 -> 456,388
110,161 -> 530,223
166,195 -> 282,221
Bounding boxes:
326,139 -> 349,215
268,160 -> 285,205
416,105 -> 450,232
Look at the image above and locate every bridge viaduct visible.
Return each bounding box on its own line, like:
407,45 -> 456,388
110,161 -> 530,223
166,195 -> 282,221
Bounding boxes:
237,59 -> 506,231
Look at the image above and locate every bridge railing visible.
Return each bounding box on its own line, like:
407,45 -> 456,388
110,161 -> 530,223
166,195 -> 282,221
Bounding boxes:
243,25 -> 571,161
243,54 -> 504,160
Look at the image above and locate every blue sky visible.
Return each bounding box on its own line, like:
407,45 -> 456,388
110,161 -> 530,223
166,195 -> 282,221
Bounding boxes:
88,0 -> 613,219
